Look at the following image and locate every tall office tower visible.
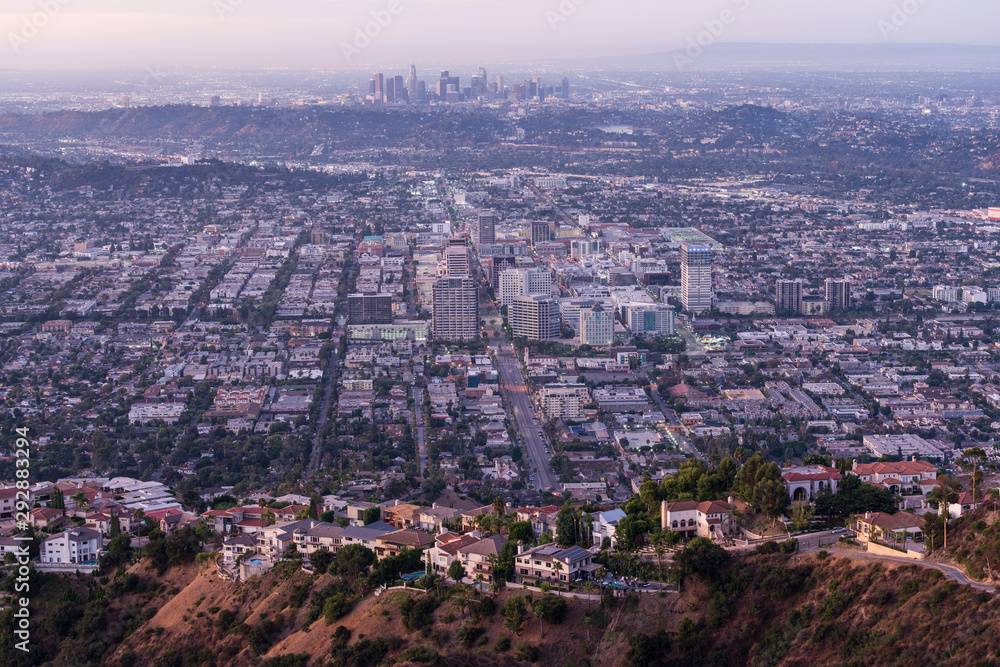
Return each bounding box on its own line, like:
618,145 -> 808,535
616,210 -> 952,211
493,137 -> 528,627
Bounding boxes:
408,65 -> 418,100
394,75 -> 406,102
348,293 -> 393,324
825,278 -> 852,312
437,71 -> 459,98
561,77 -> 570,98
498,268 -> 552,307
533,76 -> 544,100
530,220 -> 553,246
433,276 -> 479,341
385,77 -> 396,103
680,244 -> 713,315
511,295 -> 561,340
416,81 -> 426,103
486,254 -> 516,287
444,236 -> 470,277
476,211 -> 497,245
579,306 -> 614,347
372,72 -> 385,103
776,279 -> 805,314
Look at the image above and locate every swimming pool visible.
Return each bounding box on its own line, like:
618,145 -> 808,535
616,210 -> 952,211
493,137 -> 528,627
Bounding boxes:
249,558 -> 264,566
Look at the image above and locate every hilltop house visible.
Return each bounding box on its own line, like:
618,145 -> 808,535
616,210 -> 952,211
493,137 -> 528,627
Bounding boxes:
660,500 -> 733,540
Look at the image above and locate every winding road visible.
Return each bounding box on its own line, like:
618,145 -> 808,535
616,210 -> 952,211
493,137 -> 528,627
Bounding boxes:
800,547 -> 996,592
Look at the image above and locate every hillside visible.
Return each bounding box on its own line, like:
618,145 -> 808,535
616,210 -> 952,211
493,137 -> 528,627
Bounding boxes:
7,544 -> 1000,666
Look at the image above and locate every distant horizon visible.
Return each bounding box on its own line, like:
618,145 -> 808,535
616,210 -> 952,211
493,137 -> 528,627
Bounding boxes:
2,0 -> 998,70
2,42 -> 1000,75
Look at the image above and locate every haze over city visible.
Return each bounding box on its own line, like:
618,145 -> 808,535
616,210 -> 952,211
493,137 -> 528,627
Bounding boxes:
1,0 -> 999,70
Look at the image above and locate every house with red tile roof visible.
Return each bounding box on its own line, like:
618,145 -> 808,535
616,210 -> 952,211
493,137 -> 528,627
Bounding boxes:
660,500 -> 732,540
852,459 -> 938,495
781,465 -> 842,502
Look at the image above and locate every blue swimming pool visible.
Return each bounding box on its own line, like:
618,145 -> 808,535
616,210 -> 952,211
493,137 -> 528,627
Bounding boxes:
249,558 -> 264,566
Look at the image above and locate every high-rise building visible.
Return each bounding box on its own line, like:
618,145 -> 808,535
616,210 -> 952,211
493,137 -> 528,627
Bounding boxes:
477,211 -> 497,245
561,77 -> 570,98
433,276 -> 479,341
372,72 -> 385,103
348,293 -> 392,324
625,305 -> 675,336
394,75 -> 406,102
499,268 -> 552,306
825,278 -> 851,312
444,235 -> 469,277
530,221 -> 552,246
579,306 -> 614,347
540,383 -> 591,419
408,65 -> 418,100
681,244 -> 713,315
484,254 -> 516,287
510,295 -> 561,340
776,279 -> 805,314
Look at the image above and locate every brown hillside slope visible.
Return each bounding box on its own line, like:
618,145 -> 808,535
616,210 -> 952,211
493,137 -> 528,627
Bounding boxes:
101,552 -> 1000,667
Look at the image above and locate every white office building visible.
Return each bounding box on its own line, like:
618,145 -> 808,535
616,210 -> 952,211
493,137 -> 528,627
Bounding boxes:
681,245 -> 712,315
579,306 -> 614,347
499,268 -> 552,307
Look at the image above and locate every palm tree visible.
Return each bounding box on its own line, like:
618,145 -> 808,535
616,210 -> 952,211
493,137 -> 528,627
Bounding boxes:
582,580 -> 597,642
263,510 -> 275,527
965,447 -> 987,503
652,534 -> 666,585
734,447 -> 746,468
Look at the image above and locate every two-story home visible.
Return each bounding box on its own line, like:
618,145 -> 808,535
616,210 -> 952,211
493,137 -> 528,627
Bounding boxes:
254,518 -> 321,561
514,543 -> 595,586
381,502 -> 423,529
338,521 -> 395,551
375,529 -> 435,560
852,459 -> 939,495
85,507 -> 134,535
39,527 -> 102,565
660,500 -> 733,540
416,506 -> 461,533
222,533 -> 257,566
513,505 -> 562,539
425,532 -> 481,577
781,465 -> 842,502
293,522 -> 345,555
457,534 -> 507,586
591,508 -> 626,549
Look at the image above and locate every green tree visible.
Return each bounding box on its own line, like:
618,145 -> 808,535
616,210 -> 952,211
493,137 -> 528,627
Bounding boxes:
502,594 -> 529,635
448,560 -> 467,582
362,507 -> 381,525
311,550 -> 335,575
673,537 -> 731,582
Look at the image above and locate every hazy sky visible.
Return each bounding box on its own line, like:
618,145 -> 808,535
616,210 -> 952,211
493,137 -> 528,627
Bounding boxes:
1,0 -> 997,70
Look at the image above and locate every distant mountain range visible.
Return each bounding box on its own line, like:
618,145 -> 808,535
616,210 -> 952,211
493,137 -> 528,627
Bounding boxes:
580,43 -> 1000,72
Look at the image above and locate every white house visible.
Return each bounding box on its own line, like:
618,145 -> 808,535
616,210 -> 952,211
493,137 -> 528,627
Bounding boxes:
948,492 -> 983,519
660,500 -> 733,540
591,508 -> 626,548
781,465 -> 842,502
39,527 -> 102,565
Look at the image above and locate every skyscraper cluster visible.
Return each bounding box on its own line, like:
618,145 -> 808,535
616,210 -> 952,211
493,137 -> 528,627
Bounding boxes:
366,66 -> 571,106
